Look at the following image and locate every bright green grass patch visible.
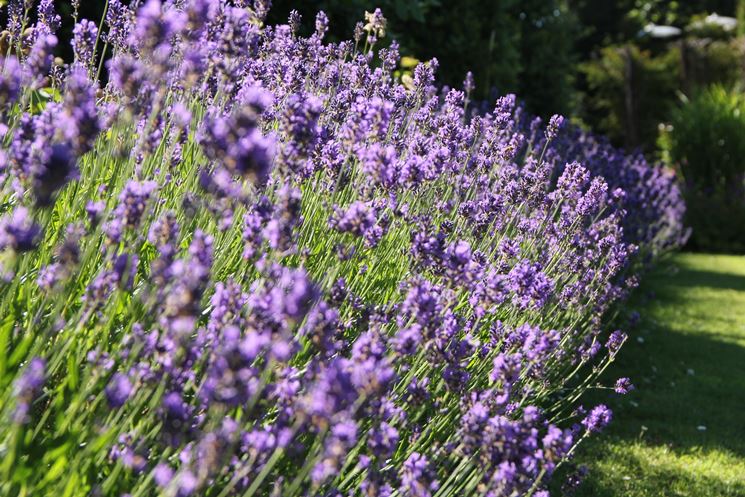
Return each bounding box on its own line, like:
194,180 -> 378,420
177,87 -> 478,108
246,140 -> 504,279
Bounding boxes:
572,253 -> 745,497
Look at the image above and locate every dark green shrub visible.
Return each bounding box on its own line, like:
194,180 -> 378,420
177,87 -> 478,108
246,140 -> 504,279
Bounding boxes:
515,1 -> 579,115
661,86 -> 745,189
659,86 -> 745,251
680,38 -> 745,91
579,44 -> 681,150
682,188 -> 745,251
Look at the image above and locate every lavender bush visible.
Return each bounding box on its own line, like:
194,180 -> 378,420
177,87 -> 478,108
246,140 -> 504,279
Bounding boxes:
0,1 -> 685,496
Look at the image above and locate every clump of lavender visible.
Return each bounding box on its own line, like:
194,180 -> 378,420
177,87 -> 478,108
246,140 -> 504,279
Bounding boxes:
0,2 -> 686,497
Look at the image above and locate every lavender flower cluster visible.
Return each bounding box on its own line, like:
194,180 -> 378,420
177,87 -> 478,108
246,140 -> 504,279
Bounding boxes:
0,1 -> 685,496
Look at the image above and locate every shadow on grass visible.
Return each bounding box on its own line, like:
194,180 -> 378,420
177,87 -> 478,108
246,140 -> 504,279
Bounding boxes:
604,330 -> 745,456
561,255 -> 745,497
654,266 -> 745,292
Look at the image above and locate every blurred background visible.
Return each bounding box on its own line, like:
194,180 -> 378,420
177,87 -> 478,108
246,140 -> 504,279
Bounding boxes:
28,0 -> 745,253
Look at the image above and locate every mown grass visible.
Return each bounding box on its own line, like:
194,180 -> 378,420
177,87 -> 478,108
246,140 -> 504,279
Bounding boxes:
572,253 -> 745,496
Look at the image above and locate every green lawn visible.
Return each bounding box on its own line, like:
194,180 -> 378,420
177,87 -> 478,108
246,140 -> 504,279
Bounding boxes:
572,253 -> 745,496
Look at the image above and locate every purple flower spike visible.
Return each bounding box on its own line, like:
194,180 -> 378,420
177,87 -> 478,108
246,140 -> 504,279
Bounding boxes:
545,114 -> 565,141
72,20 -> 98,69
13,357 -> 46,423
105,373 -> 133,408
582,404 -> 613,433
0,57 -> 23,108
614,377 -> 634,395
0,208 -> 42,253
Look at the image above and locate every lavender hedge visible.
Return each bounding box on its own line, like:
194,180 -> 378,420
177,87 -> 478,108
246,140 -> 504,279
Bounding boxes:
0,2 -> 685,496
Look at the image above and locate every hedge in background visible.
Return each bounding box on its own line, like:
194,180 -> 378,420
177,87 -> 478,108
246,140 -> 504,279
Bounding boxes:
660,86 -> 745,252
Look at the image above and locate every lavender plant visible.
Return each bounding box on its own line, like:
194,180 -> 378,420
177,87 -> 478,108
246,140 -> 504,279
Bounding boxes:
0,1 -> 685,496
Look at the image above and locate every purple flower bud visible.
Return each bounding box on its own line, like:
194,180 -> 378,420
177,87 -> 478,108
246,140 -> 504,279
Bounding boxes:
153,463 -> 174,487
131,0 -> 186,54
464,71 -> 475,94
367,421 -> 399,459
176,470 -> 197,496
315,11 -> 329,38
0,208 -> 42,253
0,57 -> 23,108
62,66 -> 101,155
545,114 -> 565,140
25,33 -> 57,88
34,143 -> 77,206
111,180 -> 158,233
37,0 -> 61,34
605,330 -> 627,355
105,373 -> 133,408
614,377 -> 634,395
582,404 -> 612,432
86,200 -> 105,226
105,0 -> 133,50
13,357 -> 46,423
199,96 -> 276,185
400,452 -> 439,497
72,20 -> 98,69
